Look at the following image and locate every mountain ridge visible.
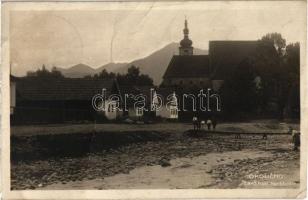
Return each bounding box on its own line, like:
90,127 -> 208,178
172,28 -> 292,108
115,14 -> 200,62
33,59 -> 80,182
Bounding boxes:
56,43 -> 208,85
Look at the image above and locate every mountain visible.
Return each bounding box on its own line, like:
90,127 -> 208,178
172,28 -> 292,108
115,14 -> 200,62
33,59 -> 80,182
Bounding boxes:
95,62 -> 127,74
57,63 -> 96,78
111,42 -> 208,85
58,43 -> 208,85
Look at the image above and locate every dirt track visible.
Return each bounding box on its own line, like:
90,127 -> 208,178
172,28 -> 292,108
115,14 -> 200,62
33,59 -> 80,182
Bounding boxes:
11,126 -> 300,190
11,121 -> 299,136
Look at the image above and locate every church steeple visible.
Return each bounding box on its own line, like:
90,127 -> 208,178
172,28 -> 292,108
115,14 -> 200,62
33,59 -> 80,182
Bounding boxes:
179,18 -> 193,56
183,19 -> 189,37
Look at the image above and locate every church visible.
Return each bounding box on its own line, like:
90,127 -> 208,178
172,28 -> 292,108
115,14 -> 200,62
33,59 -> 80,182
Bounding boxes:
161,19 -> 258,92
162,19 -> 211,89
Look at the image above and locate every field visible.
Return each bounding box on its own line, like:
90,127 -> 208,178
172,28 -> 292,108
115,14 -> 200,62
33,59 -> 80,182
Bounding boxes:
11,121 -> 300,190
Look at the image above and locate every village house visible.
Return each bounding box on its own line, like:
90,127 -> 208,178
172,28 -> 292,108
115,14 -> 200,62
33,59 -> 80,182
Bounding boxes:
118,85 -> 154,120
154,88 -> 179,120
11,77 -> 120,124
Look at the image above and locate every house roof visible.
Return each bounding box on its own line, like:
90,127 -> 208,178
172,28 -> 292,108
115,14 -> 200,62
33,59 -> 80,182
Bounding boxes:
156,87 -> 179,101
156,87 -> 204,106
209,40 -> 258,80
118,85 -> 154,106
163,55 -> 210,78
15,78 -> 117,101
10,75 -> 19,82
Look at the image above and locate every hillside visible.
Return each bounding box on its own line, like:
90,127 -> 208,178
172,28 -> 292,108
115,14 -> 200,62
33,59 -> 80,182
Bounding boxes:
57,43 -> 208,85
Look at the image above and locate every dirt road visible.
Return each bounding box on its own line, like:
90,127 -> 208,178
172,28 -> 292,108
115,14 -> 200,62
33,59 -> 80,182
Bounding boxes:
11,130 -> 300,190
11,120 -> 299,136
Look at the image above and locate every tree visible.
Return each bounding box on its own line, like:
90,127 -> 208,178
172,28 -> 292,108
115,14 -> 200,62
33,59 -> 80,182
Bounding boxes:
283,43 -> 300,118
127,65 -> 140,79
220,58 -> 258,119
253,33 -> 299,119
117,65 -> 153,86
260,33 -> 286,56
26,65 -> 64,79
51,66 -> 63,77
88,69 -> 116,79
97,69 -> 116,79
99,69 -> 109,78
255,33 -> 286,77
91,65 -> 153,86
285,42 -> 300,76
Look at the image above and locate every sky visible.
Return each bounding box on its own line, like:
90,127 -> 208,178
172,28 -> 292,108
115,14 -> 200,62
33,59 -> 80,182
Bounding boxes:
8,1 -> 306,76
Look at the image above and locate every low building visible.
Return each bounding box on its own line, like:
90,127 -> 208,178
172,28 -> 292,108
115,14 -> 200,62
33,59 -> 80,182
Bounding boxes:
118,85 -> 154,120
155,88 -> 179,120
12,77 -> 120,124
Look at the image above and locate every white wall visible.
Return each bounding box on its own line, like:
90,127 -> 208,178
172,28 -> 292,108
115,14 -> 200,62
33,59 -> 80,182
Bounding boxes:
156,105 -> 178,119
104,100 -> 118,120
128,107 -> 143,119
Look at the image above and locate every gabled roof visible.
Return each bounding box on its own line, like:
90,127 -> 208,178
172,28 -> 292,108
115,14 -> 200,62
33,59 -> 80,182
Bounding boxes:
16,78 -> 117,101
209,40 -> 258,79
118,85 -> 154,106
163,55 -> 210,78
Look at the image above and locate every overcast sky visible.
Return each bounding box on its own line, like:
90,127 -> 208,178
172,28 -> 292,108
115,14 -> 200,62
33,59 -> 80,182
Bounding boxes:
8,1 -> 306,76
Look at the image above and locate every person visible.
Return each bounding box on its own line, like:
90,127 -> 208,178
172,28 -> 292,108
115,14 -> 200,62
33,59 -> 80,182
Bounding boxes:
291,128 -> 300,151
201,120 -> 206,129
192,116 -> 198,131
197,119 -> 201,130
212,118 -> 217,130
235,133 -> 241,139
206,119 -> 212,130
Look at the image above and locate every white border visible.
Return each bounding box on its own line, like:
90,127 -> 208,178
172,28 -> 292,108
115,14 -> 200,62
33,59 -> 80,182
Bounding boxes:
1,1 -> 307,199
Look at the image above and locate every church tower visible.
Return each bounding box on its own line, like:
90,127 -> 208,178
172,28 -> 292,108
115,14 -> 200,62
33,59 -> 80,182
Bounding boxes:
179,19 -> 193,56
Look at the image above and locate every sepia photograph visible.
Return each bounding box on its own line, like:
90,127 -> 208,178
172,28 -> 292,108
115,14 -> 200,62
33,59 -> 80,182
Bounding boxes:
1,1 -> 307,199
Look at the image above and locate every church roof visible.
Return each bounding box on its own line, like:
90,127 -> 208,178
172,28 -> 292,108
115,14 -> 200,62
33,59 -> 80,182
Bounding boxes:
163,55 -> 210,78
209,40 -> 258,80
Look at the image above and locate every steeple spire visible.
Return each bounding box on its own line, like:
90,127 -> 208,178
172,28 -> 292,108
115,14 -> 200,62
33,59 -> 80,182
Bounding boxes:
183,18 -> 189,36
179,18 -> 193,56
